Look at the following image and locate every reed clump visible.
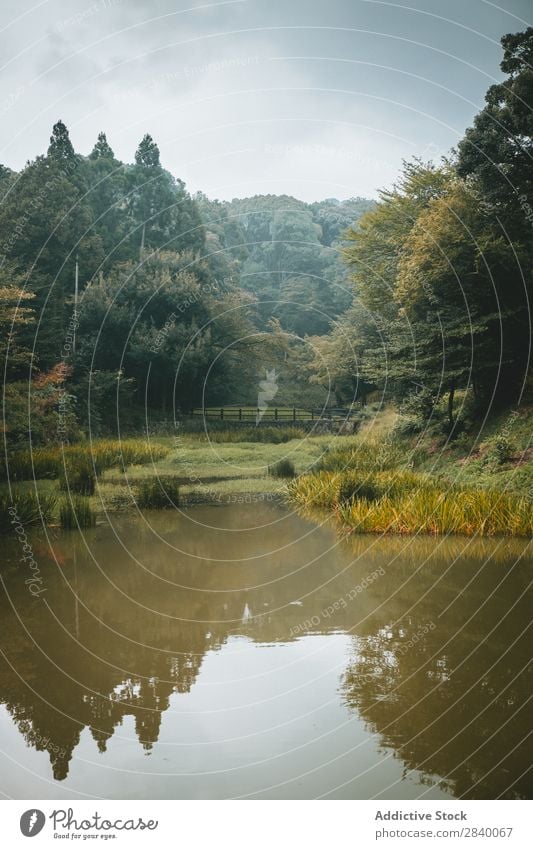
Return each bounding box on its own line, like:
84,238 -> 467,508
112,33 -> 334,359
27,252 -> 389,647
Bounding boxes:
287,465 -> 532,537
1,439 -> 169,482
268,458 -> 296,478
313,440 -> 407,474
136,477 -> 180,509
335,488 -> 532,537
0,490 -> 57,530
58,455 -> 96,496
191,427 -> 306,444
59,496 -> 96,530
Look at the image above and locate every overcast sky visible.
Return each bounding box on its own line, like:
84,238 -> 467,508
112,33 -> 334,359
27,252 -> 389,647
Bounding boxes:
0,0 -> 531,201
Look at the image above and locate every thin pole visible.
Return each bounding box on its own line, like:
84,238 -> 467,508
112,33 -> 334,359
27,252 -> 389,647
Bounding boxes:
73,254 -> 79,353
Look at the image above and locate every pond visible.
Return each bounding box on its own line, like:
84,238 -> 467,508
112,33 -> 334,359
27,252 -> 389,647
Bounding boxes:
0,502 -> 531,799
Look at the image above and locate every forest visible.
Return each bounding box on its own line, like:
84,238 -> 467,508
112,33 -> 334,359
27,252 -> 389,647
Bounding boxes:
1,26 -> 531,449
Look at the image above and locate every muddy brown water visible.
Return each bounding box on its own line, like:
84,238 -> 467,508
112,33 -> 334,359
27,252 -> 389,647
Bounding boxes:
0,502 -> 531,799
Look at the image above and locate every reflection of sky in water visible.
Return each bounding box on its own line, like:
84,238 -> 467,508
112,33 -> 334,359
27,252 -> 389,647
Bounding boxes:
0,504 -> 530,800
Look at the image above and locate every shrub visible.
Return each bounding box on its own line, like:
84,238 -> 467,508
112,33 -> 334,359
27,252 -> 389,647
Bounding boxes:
268,459 -> 296,478
0,490 -> 57,530
59,496 -> 96,530
136,477 -> 180,508
59,456 -> 96,496
488,435 -> 516,465
338,475 -> 381,503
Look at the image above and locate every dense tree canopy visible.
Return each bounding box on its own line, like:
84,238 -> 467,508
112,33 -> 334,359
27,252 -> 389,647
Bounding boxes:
325,27 -> 532,426
1,24 -> 531,445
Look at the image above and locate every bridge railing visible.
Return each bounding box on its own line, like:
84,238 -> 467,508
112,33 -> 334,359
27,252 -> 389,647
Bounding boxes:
189,406 -> 359,422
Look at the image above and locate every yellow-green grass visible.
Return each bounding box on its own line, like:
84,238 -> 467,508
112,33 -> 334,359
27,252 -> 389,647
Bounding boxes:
2,438 -> 169,482
59,496 -> 96,530
287,467 -> 532,537
186,426 -> 307,443
1,435 -> 332,520
0,489 -> 57,530
336,488 -> 532,537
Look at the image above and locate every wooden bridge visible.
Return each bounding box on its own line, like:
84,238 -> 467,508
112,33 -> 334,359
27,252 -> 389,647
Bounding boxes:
189,405 -> 360,422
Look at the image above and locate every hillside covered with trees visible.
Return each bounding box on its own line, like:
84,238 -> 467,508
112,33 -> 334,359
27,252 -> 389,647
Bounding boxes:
1,26 -> 532,450
310,27 -> 532,434
0,124 -> 371,440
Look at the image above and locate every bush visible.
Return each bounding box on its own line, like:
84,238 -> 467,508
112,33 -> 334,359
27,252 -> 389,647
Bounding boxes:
268,459 -> 296,479
59,456 -> 96,496
488,435 -> 516,465
59,496 -> 96,530
136,477 -> 180,508
0,490 -> 57,530
338,475 -> 381,503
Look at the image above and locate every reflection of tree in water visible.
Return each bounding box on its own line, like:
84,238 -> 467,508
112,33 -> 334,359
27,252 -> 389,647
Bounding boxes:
0,615 -> 210,779
1,513 -> 531,791
341,608 -> 532,799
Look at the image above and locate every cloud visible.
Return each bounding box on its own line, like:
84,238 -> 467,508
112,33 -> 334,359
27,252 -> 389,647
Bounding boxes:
0,0 -> 530,200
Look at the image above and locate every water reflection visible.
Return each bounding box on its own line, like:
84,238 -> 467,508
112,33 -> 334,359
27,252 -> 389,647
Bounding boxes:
0,503 -> 531,798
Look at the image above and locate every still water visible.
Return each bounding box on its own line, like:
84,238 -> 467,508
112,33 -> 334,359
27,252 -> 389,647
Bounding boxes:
0,502 -> 531,799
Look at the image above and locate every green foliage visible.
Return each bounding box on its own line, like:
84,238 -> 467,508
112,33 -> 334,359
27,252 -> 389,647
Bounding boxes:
73,250 -> 260,423
0,490 -> 57,530
59,496 -> 96,529
1,439 -> 169,482
191,426 -> 306,443
47,120 -> 76,162
136,477 -> 180,508
267,459 -> 296,478
89,132 -> 114,160
457,27 -> 533,220
288,465 -> 532,537
58,455 -> 96,495
486,435 -> 516,466
197,193 -> 372,334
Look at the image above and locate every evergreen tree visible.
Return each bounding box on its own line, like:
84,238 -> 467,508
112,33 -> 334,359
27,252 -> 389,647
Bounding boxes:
128,134 -> 204,257
134,134 -> 160,167
47,119 -> 76,163
89,132 -> 115,160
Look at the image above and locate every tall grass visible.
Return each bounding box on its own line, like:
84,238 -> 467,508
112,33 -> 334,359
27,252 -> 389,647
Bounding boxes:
287,470 -> 429,509
0,490 -> 57,530
2,439 -> 169,482
268,459 -> 296,478
313,440 -> 408,473
136,477 -> 180,509
189,426 -> 306,444
58,455 -> 96,495
287,456 -> 533,537
336,488 -> 532,537
59,496 -> 96,530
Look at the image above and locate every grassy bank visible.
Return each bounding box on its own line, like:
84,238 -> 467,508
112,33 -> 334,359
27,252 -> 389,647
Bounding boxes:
0,428 -> 331,528
2,407 -> 531,537
286,406 -> 533,538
